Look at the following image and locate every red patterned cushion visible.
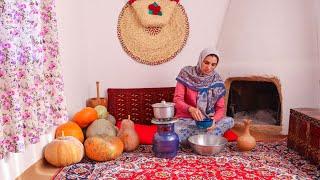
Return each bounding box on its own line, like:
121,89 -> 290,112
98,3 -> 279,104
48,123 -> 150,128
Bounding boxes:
107,87 -> 175,125
223,130 -> 238,142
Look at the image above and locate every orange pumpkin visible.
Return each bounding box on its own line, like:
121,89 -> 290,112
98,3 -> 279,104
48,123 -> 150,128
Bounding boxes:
84,135 -> 124,161
55,121 -> 84,143
44,135 -> 84,167
73,107 -> 98,128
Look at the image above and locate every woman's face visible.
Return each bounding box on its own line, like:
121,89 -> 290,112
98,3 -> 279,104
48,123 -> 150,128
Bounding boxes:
200,55 -> 218,75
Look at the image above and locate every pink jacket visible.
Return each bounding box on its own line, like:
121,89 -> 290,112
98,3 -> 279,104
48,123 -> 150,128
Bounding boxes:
173,82 -> 225,122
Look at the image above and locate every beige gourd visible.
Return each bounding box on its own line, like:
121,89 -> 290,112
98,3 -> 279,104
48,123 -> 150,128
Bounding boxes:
106,114 -> 116,125
237,119 -> 256,151
86,119 -> 117,138
117,115 -> 140,152
44,132 -> 84,167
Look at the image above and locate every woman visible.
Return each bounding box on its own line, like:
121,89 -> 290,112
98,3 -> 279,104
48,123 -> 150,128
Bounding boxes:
173,48 -> 234,146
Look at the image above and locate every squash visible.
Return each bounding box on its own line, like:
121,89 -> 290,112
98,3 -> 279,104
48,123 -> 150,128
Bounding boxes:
86,119 -> 117,138
73,107 -> 98,128
44,134 -> 84,167
94,105 -> 109,119
106,114 -> 116,125
55,121 -> 84,143
117,115 -> 139,151
84,135 -> 124,161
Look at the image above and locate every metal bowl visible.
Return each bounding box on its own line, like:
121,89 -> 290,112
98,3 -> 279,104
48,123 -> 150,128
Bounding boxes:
188,134 -> 227,156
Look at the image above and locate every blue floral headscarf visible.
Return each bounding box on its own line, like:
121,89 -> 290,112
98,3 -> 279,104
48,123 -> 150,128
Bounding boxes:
176,48 -> 226,117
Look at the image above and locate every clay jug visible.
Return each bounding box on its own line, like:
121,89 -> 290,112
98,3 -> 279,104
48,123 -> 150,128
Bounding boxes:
237,119 -> 256,151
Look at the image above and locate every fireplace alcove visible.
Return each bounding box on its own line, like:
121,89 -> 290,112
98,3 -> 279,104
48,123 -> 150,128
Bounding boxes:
225,76 -> 282,126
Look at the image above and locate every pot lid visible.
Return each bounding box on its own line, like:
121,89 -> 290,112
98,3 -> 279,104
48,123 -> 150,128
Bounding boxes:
152,100 -> 175,108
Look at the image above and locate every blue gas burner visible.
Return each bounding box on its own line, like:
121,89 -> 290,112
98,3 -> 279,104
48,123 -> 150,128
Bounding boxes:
151,118 -> 179,158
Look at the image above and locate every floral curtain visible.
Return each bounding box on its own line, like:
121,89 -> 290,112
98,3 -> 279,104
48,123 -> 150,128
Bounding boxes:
0,0 -> 68,159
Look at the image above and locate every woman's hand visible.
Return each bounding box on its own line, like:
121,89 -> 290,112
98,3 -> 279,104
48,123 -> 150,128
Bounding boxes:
207,124 -> 216,131
207,118 -> 216,131
188,107 -> 204,121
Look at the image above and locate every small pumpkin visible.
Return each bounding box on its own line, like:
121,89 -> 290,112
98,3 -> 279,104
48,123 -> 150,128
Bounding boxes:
106,114 -> 116,125
44,134 -> 84,167
73,107 -> 98,128
86,119 -> 117,138
84,135 -> 124,161
55,121 -> 84,143
94,105 -> 109,119
117,115 -> 139,152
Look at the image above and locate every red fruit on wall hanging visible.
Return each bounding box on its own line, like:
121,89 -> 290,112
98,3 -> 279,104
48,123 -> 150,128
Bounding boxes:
148,2 -> 162,16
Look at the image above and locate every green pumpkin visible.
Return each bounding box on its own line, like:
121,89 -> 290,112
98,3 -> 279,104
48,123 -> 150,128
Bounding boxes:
107,114 -> 116,125
86,119 -> 117,138
94,105 -> 109,119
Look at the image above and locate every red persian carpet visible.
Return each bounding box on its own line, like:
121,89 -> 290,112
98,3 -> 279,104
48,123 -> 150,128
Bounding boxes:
53,140 -> 319,179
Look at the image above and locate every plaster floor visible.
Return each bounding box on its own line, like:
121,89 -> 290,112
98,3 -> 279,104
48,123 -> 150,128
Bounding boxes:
16,127 -> 287,180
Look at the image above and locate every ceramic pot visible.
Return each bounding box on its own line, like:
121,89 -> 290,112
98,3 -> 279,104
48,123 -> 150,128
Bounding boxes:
237,119 -> 256,151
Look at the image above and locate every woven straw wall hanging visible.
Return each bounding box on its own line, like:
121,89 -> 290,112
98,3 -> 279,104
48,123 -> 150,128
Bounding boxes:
117,0 -> 189,65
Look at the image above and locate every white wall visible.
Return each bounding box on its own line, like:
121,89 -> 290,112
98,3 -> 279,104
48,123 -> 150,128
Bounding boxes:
217,0 -> 319,133
58,0 -> 88,116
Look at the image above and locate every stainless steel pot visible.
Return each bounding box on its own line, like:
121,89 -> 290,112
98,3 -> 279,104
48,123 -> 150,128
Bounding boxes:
152,100 -> 175,119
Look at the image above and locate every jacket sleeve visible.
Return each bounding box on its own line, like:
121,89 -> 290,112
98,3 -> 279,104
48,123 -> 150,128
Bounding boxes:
213,97 -> 225,122
173,82 -> 191,115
